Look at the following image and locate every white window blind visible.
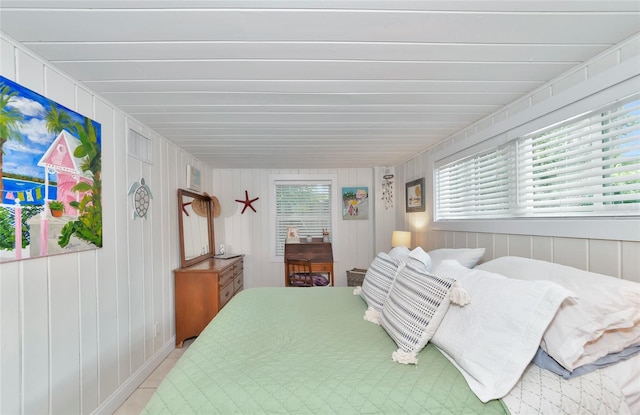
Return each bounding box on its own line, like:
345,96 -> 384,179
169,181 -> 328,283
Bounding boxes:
436,145 -> 514,219
274,182 -> 332,256
436,94 -> 640,220
517,96 -> 640,216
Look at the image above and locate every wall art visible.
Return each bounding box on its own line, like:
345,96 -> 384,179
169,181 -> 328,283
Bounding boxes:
0,75 -> 102,262
342,186 -> 369,220
405,178 -> 425,213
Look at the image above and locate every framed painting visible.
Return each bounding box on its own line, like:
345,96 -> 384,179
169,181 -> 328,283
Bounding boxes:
342,187 -> 369,220
0,75 -> 102,262
186,164 -> 202,191
405,178 -> 425,213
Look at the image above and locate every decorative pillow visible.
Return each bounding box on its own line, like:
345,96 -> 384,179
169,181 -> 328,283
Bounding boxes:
389,246 -> 432,272
380,262 -> 459,365
431,260 -> 574,402
360,252 -> 404,323
408,246 -> 432,272
428,248 -> 485,269
388,246 -> 410,259
476,256 -> 640,371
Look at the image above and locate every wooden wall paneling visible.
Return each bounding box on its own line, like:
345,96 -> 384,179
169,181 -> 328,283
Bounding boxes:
15,48 -> 43,93
493,234 -> 509,258
45,69 -> 74,110
78,250 -> 99,414
621,241 -> 640,283
257,170 -> 271,287
0,38 -> 16,78
126,157 -> 146,373
0,261 -> 20,414
589,239 -> 621,278
151,134 -> 165,351
477,233 -> 494,260
20,258 -> 49,415
113,111 -> 131,385
553,237 -> 588,270
48,254 -> 81,415
94,99 -> 120,402
164,142 -> 179,340
453,231 -> 467,248
141,158 -> 154,361
508,234 -> 533,258
532,236 -> 553,262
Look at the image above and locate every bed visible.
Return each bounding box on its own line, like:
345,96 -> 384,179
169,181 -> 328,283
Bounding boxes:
143,252 -> 639,414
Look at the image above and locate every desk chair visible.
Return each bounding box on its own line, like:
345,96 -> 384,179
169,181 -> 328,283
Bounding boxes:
285,259 -> 330,287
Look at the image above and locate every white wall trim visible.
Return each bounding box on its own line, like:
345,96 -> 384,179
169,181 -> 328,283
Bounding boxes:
91,337 -> 175,415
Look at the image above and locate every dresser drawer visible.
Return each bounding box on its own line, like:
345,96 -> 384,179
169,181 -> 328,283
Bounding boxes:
234,271 -> 243,292
219,282 -> 234,308
219,267 -> 234,287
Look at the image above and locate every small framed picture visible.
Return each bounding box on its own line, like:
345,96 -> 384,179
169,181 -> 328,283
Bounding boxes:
405,178 -> 425,213
187,165 -> 202,191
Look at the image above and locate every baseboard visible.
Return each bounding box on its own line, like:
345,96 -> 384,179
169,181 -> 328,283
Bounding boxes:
91,336 -> 176,415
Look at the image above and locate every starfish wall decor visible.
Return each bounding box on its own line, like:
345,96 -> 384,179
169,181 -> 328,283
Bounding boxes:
235,190 -> 259,214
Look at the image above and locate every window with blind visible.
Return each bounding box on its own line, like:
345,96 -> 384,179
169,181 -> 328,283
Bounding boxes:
274,181 -> 332,256
436,93 -> 640,220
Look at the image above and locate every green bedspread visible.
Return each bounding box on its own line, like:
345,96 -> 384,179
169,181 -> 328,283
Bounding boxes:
143,287 -> 509,414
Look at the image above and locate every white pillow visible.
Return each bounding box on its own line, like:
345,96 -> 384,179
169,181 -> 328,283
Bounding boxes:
408,246 -> 432,272
428,248 -> 485,269
476,256 -> 640,371
388,246 -> 410,259
380,262 -> 457,365
360,252 -> 404,322
431,260 -> 574,402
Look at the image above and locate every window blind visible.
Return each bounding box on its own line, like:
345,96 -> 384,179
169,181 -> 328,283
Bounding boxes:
517,96 -> 640,216
436,145 -> 514,219
436,94 -> 640,220
275,182 -> 332,256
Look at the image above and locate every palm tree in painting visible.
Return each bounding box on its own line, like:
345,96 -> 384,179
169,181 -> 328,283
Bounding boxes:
45,102 -> 73,135
0,82 -> 25,193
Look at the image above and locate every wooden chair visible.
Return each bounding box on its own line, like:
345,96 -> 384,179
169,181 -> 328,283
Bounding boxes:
285,259 -> 330,287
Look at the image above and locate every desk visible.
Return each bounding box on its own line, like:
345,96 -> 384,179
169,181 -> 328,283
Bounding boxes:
284,238 -> 334,286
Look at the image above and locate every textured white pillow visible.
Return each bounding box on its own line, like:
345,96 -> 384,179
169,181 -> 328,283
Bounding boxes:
428,248 -> 485,269
408,246 -> 432,272
476,256 -> 640,371
360,252 -> 404,322
380,262 -> 457,365
388,246 -> 410,259
431,260 -> 574,402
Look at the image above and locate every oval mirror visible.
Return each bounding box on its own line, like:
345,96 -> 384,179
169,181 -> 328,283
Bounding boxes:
177,188 -> 215,268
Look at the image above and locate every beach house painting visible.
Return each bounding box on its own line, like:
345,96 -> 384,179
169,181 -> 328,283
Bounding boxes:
0,75 -> 102,262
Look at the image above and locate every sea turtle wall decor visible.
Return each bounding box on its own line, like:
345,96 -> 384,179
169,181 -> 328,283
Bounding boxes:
128,177 -> 153,219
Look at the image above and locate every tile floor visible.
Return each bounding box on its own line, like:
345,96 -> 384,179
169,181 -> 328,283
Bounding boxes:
114,338 -> 194,415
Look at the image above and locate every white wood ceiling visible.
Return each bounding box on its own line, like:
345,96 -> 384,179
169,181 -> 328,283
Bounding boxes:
1,1 -> 639,169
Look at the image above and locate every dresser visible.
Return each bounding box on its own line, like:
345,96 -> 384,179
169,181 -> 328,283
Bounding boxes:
174,256 -> 244,347
284,239 -> 334,286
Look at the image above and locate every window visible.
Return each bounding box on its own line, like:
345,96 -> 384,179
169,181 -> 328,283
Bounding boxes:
272,179 -> 333,257
436,94 -> 640,220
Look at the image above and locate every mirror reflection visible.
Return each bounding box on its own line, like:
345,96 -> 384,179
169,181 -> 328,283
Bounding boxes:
178,189 -> 214,267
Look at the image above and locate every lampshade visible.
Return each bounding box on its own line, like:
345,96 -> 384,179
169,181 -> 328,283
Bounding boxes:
391,231 -> 411,248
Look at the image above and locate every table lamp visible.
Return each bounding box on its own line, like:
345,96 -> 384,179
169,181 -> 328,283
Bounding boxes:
391,231 -> 411,248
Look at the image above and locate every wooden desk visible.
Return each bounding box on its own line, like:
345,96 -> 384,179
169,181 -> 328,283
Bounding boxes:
284,238 -> 334,286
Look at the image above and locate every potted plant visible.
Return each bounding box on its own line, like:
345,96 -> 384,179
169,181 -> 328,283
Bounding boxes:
49,200 -> 65,217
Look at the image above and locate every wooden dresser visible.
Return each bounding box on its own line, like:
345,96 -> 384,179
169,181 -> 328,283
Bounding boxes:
174,256 -> 244,347
284,239 -> 334,286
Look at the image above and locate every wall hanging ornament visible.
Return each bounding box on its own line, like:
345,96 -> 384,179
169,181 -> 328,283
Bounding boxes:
235,190 -> 259,214
381,168 -> 394,209
128,177 -> 153,219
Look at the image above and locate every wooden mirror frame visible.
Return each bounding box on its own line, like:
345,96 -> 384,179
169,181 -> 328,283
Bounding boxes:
177,188 -> 215,268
